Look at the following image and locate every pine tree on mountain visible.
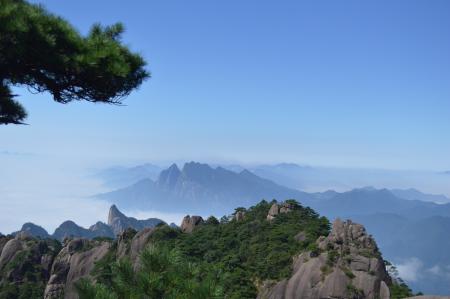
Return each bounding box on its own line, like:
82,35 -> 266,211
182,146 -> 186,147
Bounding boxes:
0,0 -> 149,124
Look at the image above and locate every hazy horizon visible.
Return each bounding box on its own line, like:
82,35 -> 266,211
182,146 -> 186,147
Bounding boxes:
1,154 -> 449,235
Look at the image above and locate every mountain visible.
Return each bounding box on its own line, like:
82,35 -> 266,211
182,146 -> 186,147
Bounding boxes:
391,188 -> 450,203
309,187 -> 450,220
89,221 -> 115,239
52,220 -> 94,241
31,206 -> 165,241
349,214 -> 450,295
96,162 -> 314,215
95,163 -> 162,188
306,187 -> 450,295
95,163 -> 450,294
0,200 -> 420,299
107,204 -> 165,235
13,222 -> 50,239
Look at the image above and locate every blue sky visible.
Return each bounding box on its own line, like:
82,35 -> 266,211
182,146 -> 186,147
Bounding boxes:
1,0 -> 450,233
3,0 -> 450,170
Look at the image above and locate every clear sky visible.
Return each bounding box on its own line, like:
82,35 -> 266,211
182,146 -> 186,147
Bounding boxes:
2,0 -> 450,170
1,0 -> 450,233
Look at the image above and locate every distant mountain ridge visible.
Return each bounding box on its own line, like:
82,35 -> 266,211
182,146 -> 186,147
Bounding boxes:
12,222 -> 50,239
391,188 -> 450,203
96,162 -> 313,215
108,204 -> 164,235
307,187 -> 450,220
12,206 -> 165,241
96,162 -> 450,219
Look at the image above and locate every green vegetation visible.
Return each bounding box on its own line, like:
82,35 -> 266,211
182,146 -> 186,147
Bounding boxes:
85,200 -> 330,298
0,0 -> 149,124
77,245 -> 223,299
346,283 -> 364,299
341,266 -> 355,279
0,238 -> 61,299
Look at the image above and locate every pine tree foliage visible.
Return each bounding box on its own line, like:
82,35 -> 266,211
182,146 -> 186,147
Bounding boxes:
76,245 -> 223,299
0,0 -> 149,124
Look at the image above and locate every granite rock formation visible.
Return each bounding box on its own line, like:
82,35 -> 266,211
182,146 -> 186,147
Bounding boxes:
44,239 -> 110,299
180,215 -> 204,233
267,202 -> 295,221
258,219 -> 391,299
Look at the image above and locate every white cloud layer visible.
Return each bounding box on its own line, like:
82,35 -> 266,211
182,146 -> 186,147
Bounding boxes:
395,257 -> 450,283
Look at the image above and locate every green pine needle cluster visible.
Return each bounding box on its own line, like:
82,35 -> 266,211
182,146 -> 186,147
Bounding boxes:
0,0 -> 149,124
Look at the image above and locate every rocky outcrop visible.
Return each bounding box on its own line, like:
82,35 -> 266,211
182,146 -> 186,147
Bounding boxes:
44,238 -> 110,299
0,238 -> 23,271
129,228 -> 155,262
235,211 -> 246,221
180,215 -> 204,233
0,234 -> 60,296
108,204 -> 164,236
267,202 -> 295,221
258,219 -> 391,299
0,235 -> 11,256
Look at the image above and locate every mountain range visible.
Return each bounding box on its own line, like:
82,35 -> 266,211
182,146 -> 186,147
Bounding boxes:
96,162 -> 313,215
235,163 -> 450,200
94,161 -> 450,295
1,200 -> 420,299
12,205 -> 165,241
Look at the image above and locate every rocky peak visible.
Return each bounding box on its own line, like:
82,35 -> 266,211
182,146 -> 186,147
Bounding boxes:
320,219 -> 377,252
108,205 -> 165,236
258,219 -> 391,299
180,215 -> 204,233
157,163 -> 181,189
108,204 -> 125,225
181,162 -> 215,183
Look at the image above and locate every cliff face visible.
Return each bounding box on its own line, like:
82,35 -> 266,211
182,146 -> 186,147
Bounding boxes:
44,239 -> 110,299
258,219 -> 391,299
0,233 -> 61,298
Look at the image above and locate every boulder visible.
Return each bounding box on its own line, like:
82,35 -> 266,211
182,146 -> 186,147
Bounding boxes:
267,202 -> 295,221
181,215 -> 204,233
235,211 -> 245,221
